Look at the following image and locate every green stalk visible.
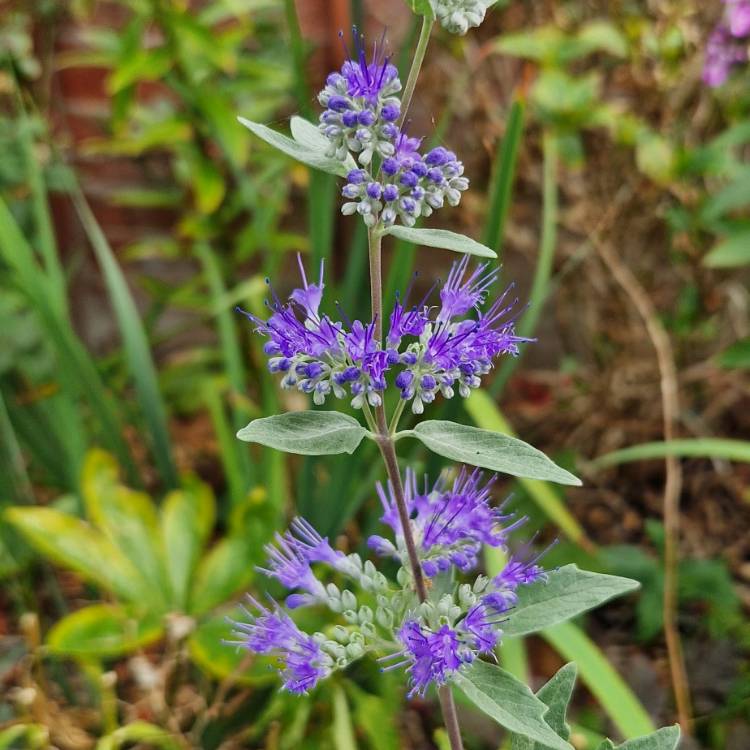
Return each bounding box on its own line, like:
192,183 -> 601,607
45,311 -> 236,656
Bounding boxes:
398,15 -> 435,126
491,130 -> 558,397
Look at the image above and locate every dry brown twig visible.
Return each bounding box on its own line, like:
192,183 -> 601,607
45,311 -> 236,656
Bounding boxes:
590,202 -> 693,734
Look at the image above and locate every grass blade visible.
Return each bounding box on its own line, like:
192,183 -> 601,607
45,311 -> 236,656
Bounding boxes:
542,621 -> 656,740
483,95 -> 525,257
197,243 -> 254,498
592,438 -> 750,468
70,187 -> 177,487
0,195 -> 136,481
491,130 -> 558,397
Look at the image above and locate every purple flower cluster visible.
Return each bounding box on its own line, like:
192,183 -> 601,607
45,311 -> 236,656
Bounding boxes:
239,256 -> 389,409
318,29 -> 402,165
228,472 -> 550,697
369,467 -> 525,576
318,29 -> 469,227
258,517 -> 353,609
380,547 -> 549,696
228,597 -> 332,694
242,255 -> 527,413
704,1 -> 750,86
341,137 -> 469,228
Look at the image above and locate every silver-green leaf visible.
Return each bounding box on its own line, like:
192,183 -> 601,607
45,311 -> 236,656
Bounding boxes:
511,663 -> 577,750
238,117 -> 350,177
504,565 -> 640,637
616,726 -> 681,750
289,116 -> 358,172
382,226 -> 497,258
399,420 -> 581,485
454,661 -> 573,750
237,411 -> 369,456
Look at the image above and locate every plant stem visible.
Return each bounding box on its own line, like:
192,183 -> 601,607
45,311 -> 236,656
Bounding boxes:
368,228 -> 464,750
398,15 -> 434,126
366,20 -> 463,749
369,228 -> 384,342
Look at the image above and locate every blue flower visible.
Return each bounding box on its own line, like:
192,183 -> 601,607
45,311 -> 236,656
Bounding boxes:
241,256 -> 527,412
341,133 -> 469,228
228,597 -> 332,694
318,28 -> 402,164
258,517 -> 348,607
382,620 -> 473,697
369,467 -> 525,576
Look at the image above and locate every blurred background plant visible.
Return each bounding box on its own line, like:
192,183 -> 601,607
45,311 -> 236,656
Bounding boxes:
0,1 -> 748,748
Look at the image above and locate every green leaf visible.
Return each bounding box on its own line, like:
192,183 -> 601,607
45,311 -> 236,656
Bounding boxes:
47,604 -> 163,657
237,411 -> 369,456
511,663 -> 577,750
382,226 -> 497,258
5,507 -> 148,604
542,621 -> 655,739
400,420 -> 581,485
332,684 -> 358,750
290,116 -> 358,172
504,565 -> 639,637
593,438 -> 750,468
239,117 -> 351,177
189,537 -> 257,616
577,21 -> 628,58
704,231 -> 750,267
71,188 -> 178,486
700,174 -> 750,222
718,338 -> 750,369
0,725 -> 49,750
82,450 -> 170,610
161,476 -> 215,611
616,726 -> 681,750
536,663 -> 576,739
96,721 -> 183,750
454,661 -> 573,750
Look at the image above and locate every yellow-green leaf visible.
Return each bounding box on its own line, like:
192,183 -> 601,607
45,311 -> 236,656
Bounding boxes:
5,507 -> 147,604
82,450 -> 170,609
189,537 -> 257,616
161,476 -> 216,611
47,604 -> 163,658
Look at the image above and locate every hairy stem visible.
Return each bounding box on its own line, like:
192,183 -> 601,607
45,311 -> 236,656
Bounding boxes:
368,227 -> 464,750
398,15 -> 434,126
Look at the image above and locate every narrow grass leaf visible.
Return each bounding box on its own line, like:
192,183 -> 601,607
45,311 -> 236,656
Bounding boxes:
483,96 -> 525,256
72,189 -> 177,487
593,438 -> 750,467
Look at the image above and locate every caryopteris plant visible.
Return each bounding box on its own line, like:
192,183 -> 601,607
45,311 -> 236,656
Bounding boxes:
229,5 -> 681,748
